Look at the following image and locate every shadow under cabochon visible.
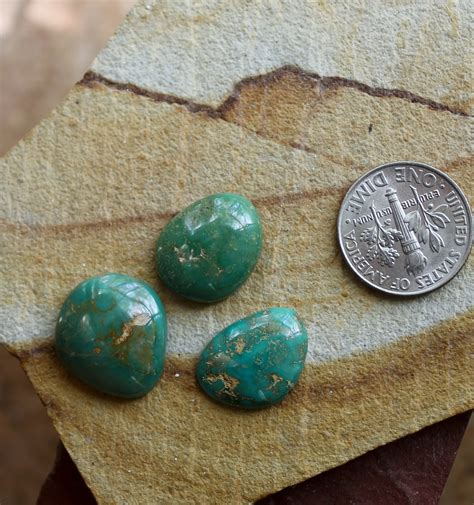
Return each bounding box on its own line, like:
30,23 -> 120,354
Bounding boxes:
55,273 -> 167,398
156,193 -> 263,303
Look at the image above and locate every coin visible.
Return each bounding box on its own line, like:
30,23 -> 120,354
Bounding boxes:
337,161 -> 472,296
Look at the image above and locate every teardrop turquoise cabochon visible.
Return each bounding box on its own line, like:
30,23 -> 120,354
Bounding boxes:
197,308 -> 308,409
55,274 -> 167,398
156,193 -> 263,303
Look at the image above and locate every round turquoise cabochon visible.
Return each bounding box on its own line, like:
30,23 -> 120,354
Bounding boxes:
156,193 -> 263,303
55,273 -> 167,398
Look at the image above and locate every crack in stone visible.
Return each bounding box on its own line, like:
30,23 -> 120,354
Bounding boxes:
80,65 -> 470,118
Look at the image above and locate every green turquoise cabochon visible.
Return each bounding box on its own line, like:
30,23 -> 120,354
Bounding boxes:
196,308 -> 308,409
55,274 -> 167,398
156,193 -> 263,303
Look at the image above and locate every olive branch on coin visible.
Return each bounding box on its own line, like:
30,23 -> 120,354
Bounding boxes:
404,186 -> 450,253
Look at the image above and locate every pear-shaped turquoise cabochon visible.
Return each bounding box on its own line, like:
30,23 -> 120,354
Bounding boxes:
156,193 -> 263,303
55,274 -> 167,398
197,308 -> 308,409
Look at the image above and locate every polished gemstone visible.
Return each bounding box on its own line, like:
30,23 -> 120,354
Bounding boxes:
196,308 -> 308,409
156,193 -> 263,303
55,273 -> 167,398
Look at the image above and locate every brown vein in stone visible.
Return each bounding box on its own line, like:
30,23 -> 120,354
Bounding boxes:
3,152 -> 470,235
80,71 -> 220,117
21,295 -> 472,504
81,65 -> 470,118
17,311 -> 473,378
0,209 -> 177,235
0,186 -> 341,236
3,67 -> 471,237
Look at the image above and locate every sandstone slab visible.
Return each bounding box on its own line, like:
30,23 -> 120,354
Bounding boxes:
1,1 -> 472,503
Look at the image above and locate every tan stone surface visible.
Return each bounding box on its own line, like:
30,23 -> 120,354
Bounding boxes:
1,1 -> 473,503
92,0 -> 474,113
2,82 -> 472,358
20,313 -> 473,504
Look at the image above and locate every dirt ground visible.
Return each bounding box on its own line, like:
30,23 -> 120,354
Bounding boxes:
0,1 -> 472,504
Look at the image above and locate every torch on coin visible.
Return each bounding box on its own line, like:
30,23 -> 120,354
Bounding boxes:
384,187 -> 427,276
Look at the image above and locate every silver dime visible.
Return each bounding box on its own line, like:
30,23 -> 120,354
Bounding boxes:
337,161 -> 472,296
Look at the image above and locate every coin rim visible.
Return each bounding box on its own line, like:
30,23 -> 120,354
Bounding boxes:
337,161 -> 472,296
